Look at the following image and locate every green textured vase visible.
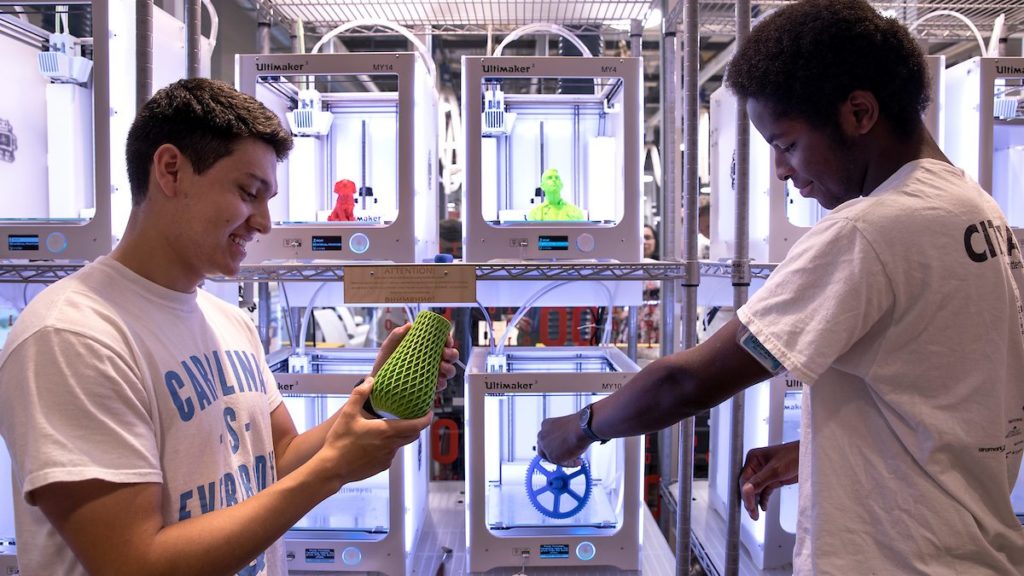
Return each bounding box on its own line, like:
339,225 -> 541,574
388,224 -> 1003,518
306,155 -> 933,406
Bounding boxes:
370,310 -> 451,419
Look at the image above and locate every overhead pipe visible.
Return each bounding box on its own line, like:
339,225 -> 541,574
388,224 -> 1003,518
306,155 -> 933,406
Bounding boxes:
136,0 -> 153,108
656,1 -> 679,566
229,0 -> 292,50
656,1 -> 688,573
675,0 -> 701,573
255,9 -> 271,352
257,19 -> 270,55
725,0 -> 751,575
626,17 -> 644,364
184,0 -> 200,78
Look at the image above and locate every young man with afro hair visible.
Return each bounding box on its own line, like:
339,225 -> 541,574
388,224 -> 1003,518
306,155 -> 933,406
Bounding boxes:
536,1 -> 1024,572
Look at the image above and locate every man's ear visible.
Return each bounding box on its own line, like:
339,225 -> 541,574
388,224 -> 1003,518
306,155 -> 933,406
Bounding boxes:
151,143 -> 184,198
842,90 -> 879,136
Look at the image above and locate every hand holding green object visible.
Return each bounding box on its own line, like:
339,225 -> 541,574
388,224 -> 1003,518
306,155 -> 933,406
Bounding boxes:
369,310 -> 452,419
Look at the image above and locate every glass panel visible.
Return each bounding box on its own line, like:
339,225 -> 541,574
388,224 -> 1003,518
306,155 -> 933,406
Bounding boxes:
0,4 -> 95,223
254,74 -> 400,226
478,76 -> 626,226
483,392 -> 623,532
992,74 -> 1024,229
283,394 -> 390,537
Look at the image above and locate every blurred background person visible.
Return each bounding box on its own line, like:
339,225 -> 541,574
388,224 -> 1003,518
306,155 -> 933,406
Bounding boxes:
438,218 -> 463,260
642,223 -> 660,261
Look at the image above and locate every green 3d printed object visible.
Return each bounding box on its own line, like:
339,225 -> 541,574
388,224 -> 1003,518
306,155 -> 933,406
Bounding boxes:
369,310 -> 452,419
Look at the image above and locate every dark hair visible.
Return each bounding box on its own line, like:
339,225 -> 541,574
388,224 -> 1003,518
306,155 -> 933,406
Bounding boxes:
725,0 -> 930,139
126,78 -> 293,206
643,223 -> 660,261
439,218 -> 462,242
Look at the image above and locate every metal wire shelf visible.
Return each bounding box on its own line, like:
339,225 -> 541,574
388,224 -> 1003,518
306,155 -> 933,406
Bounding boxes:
256,0 -> 652,33
698,1 -> 1024,41
250,0 -> 1023,42
0,263 -> 85,284
0,260 -> 776,284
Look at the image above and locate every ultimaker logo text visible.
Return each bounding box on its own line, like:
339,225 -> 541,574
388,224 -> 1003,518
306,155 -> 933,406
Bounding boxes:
482,64 -> 534,74
484,380 -> 535,391
256,62 -> 306,72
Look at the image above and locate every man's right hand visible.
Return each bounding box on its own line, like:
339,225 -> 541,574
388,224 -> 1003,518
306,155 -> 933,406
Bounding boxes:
739,440 -> 800,521
321,377 -> 431,486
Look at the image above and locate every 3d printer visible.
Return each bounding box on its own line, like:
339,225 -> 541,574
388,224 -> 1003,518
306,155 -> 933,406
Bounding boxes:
708,85 -> 823,264
461,56 -> 642,262
0,437 -> 16,574
944,56 -> 1024,512
0,2 -> 110,260
266,347 -> 429,575
235,52 -> 438,263
464,346 -> 644,574
707,371 -> 803,571
944,56 -> 1024,242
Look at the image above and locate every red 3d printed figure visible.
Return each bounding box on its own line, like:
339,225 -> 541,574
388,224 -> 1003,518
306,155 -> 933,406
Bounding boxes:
329,178 -> 356,221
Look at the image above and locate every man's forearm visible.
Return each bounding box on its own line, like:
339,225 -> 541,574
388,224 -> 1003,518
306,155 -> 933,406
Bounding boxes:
589,353 -> 698,441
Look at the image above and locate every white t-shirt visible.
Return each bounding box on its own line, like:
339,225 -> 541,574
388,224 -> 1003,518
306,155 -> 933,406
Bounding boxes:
738,159 -> 1024,575
0,257 -> 286,575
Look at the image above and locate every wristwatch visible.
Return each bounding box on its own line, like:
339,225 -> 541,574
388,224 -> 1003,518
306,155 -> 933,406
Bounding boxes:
578,404 -> 608,445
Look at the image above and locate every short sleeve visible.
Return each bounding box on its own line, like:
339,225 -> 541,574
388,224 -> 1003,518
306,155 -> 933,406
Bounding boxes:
0,327 -> 163,503
736,217 -> 894,384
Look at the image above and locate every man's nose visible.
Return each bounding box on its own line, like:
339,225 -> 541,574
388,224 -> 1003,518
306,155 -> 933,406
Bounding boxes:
251,200 -> 272,234
774,151 -> 794,182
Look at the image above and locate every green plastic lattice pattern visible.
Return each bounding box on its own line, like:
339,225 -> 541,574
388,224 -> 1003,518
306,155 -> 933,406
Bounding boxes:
370,310 -> 451,419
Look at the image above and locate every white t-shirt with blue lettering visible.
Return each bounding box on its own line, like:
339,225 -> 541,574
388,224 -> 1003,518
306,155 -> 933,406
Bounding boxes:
0,256 -> 286,575
738,159 -> 1024,575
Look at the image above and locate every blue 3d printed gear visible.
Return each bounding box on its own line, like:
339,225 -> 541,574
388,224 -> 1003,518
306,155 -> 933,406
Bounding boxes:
525,454 -> 593,519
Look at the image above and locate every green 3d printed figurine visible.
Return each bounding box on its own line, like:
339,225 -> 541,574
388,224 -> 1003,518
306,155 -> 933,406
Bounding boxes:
527,168 -> 584,221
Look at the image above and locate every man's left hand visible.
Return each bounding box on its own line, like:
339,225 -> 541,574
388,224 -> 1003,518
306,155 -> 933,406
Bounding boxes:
373,323 -> 457,392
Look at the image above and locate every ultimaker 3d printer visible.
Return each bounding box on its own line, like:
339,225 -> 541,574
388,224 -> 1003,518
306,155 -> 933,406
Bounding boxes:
465,346 -> 644,574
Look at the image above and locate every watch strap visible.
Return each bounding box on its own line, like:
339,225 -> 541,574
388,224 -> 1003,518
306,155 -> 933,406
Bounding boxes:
582,405 -> 608,444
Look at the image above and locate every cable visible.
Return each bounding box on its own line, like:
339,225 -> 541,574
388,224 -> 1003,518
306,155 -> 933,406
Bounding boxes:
296,282 -> 333,356
495,281 -> 568,356
438,87 -> 464,197
476,301 -> 495,350
494,281 -> 615,356
57,4 -> 67,34
200,0 -> 219,51
277,282 -> 295,350
310,19 -> 436,81
493,23 -> 592,58
908,10 -> 988,57
20,282 -> 49,310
